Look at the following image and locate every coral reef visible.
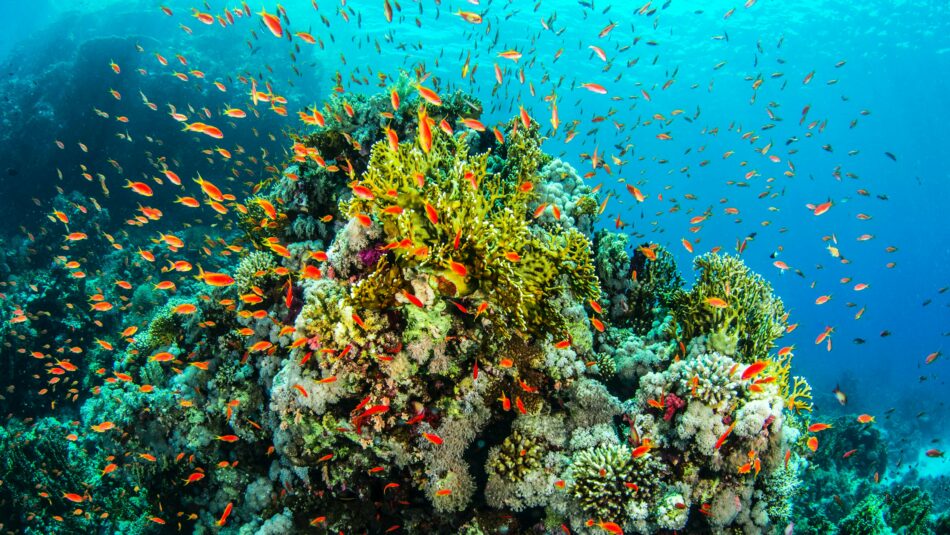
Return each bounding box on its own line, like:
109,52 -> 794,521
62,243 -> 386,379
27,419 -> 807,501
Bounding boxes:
0,84 -> 817,534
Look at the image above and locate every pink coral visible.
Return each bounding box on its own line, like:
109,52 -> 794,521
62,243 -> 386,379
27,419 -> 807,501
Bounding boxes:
663,393 -> 685,421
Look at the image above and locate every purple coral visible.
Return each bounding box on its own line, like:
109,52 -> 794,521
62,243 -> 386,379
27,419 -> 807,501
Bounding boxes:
663,393 -> 685,421
357,245 -> 384,267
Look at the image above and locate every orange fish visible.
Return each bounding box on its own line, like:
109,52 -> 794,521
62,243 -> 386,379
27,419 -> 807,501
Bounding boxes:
402,290 -> 424,308
258,8 -> 283,37
461,118 -> 486,131
631,439 -> 653,458
580,82 -> 607,94
249,341 -> 273,352
124,180 -> 154,197
714,422 -> 736,450
417,86 -> 442,106
812,200 -> 833,216
455,10 -> 482,23
195,266 -> 234,287
740,361 -> 767,380
172,303 -> 197,315
216,502 -> 233,527
449,261 -> 468,277
422,432 -> 443,446
596,521 -> 623,534
590,317 -> 605,332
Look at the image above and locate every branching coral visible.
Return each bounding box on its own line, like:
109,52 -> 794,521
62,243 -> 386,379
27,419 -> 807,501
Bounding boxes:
671,253 -> 786,362
627,243 -> 683,335
487,430 -> 545,483
676,351 -> 740,410
234,249 -> 278,294
787,376 -> 814,414
342,114 -> 599,338
568,443 -> 665,525
484,424 -> 565,511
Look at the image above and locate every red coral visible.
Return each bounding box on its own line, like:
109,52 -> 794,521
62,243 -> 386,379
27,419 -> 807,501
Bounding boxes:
664,393 -> 685,421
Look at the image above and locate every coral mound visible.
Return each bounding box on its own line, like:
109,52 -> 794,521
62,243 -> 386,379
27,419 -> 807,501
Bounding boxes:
0,84 -> 813,534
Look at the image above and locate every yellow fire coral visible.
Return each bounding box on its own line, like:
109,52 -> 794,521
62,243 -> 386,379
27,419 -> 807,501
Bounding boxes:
343,114 -> 600,338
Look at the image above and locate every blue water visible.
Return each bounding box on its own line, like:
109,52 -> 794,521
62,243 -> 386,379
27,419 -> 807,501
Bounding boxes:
0,0 -> 947,531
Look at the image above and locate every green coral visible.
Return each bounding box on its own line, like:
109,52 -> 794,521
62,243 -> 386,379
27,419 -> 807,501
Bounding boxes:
761,461 -> 801,527
589,351 -> 616,377
486,430 -> 545,483
626,243 -> 683,335
671,253 -> 785,362
885,486 -> 933,535
349,256 -> 402,310
655,491 -> 689,530
343,114 -> 599,338
234,249 -> 278,294
568,443 -> 664,523
134,303 -> 182,352
838,494 -> 889,535
296,73 -> 481,180
299,278 -> 385,349
593,231 -> 632,297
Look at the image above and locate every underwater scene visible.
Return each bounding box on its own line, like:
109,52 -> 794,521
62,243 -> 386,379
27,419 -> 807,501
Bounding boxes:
0,0 -> 947,533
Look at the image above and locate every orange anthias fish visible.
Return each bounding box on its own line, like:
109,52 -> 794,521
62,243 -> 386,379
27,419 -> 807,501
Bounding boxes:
740,361 -> 768,380
596,520 -> 624,534
422,432 -> 443,446
455,10 -> 483,24
216,502 -> 233,526
705,297 -> 729,309
714,422 -> 736,450
195,266 -> 234,287
258,8 -> 283,37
